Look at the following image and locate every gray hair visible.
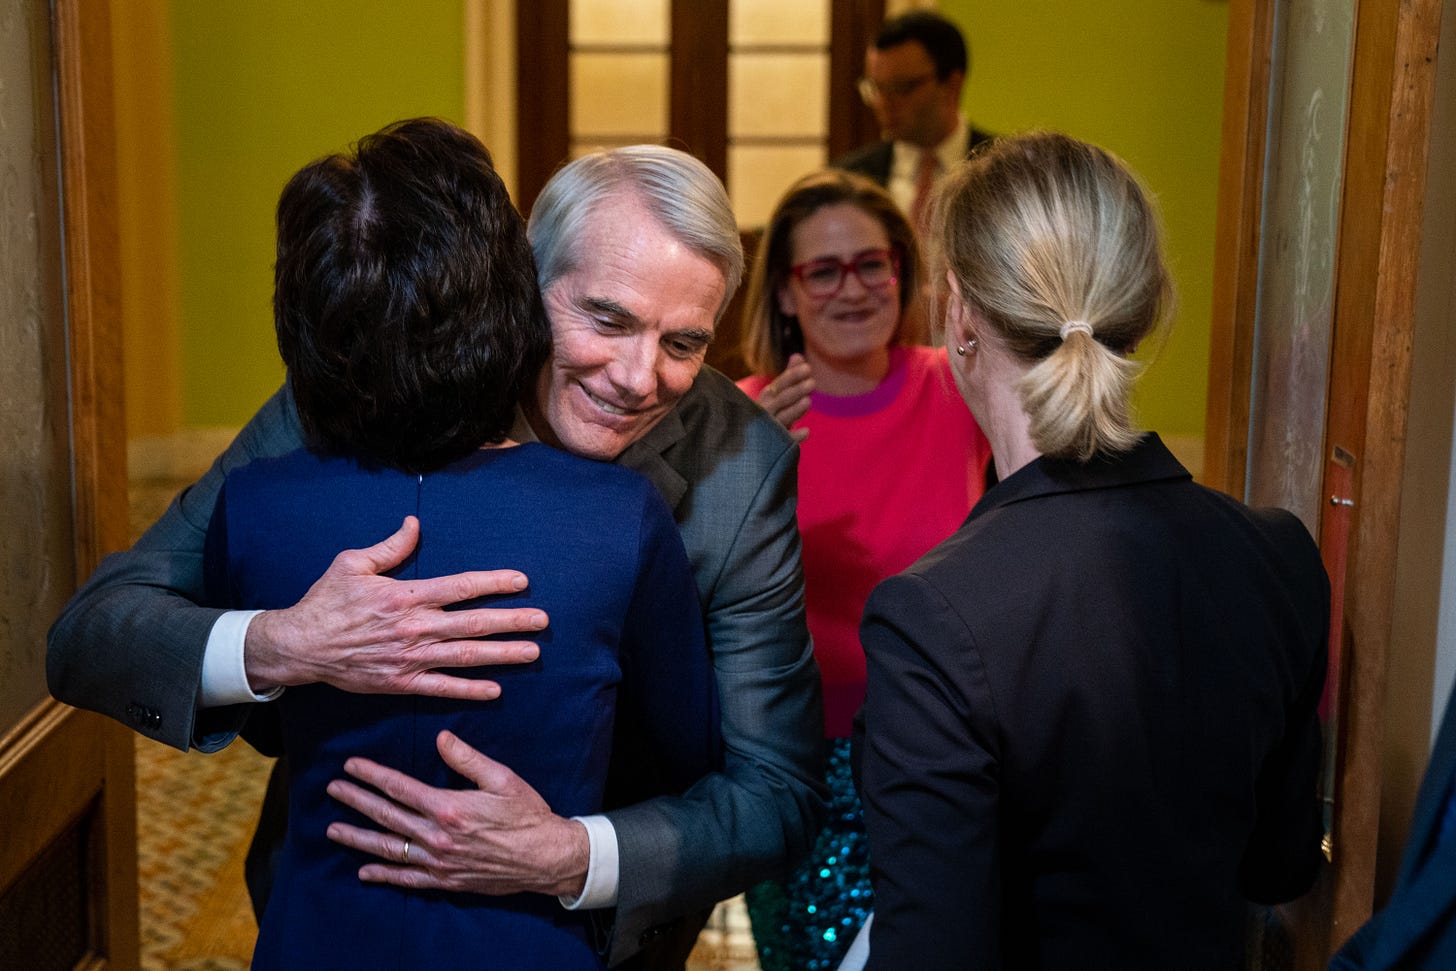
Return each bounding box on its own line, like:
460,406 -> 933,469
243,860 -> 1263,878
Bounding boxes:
527,145 -> 744,319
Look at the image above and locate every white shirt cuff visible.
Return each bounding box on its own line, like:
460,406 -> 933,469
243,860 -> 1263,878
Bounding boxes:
558,814 -> 619,909
198,610 -> 284,707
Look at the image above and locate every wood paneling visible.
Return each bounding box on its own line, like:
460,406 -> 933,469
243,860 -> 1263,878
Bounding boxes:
670,0 -> 729,178
1205,0 -> 1446,965
516,0 -> 570,213
0,0 -> 137,967
1318,0 -> 1444,954
827,0 -> 886,161
1202,0 -> 1276,495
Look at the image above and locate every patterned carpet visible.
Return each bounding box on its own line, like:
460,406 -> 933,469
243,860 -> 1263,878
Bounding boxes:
129,474 -> 760,970
135,736 -> 267,971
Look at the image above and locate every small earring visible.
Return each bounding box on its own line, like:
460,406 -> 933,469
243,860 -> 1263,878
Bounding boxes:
956,344 -> 966,357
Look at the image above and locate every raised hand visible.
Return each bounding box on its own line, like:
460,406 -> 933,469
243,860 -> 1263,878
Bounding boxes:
756,353 -> 814,443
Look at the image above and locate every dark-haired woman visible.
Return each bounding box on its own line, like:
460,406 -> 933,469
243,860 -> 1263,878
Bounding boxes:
735,170 -> 991,971
856,132 -> 1328,970
202,118 -> 719,971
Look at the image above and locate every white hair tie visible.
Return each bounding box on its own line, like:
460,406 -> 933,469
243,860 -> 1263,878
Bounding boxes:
1059,320 -> 1094,341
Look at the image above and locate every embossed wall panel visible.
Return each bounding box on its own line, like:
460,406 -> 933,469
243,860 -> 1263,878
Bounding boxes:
1245,0 -> 1356,531
0,0 -> 74,730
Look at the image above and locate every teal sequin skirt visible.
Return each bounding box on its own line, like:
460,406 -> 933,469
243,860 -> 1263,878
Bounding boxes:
746,738 -> 873,971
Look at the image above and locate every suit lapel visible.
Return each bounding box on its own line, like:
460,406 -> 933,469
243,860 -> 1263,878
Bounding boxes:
617,401 -> 689,511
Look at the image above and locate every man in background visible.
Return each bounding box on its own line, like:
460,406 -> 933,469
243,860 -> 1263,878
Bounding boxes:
834,10 -> 994,235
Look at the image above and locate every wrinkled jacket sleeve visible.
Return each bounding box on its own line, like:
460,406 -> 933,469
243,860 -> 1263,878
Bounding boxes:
606,428 -> 827,964
47,386 -> 305,752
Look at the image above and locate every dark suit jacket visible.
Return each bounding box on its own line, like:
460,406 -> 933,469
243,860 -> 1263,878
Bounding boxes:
832,125 -> 996,187
855,434 -> 1328,971
48,366 -> 827,967
1331,680 -> 1456,970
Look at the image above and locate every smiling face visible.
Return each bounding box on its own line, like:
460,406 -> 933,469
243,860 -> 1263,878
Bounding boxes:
531,193 -> 726,461
777,203 -> 901,378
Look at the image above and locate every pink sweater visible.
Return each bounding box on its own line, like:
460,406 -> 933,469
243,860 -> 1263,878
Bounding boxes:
739,346 -> 992,736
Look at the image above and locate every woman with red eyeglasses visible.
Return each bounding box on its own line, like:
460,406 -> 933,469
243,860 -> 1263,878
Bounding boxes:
736,169 -> 992,971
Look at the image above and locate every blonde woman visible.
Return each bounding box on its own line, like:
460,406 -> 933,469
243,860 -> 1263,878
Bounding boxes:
856,133 -> 1329,969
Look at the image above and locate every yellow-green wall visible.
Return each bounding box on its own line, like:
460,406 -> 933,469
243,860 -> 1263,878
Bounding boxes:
136,0 -> 1225,437
114,3 -> 183,440
168,0 -> 466,427
941,0 -> 1227,438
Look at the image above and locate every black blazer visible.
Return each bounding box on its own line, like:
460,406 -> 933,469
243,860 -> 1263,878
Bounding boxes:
1331,678 -> 1456,970
855,434 -> 1328,970
832,125 -> 996,187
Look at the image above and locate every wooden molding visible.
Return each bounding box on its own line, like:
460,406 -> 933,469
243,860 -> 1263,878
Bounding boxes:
1320,0 -> 1444,953
51,1 -> 139,967
1203,0 -> 1276,496
54,0 -> 127,577
515,0 -> 569,214
1206,0 -> 1444,963
828,0 -> 887,161
670,0 -> 729,178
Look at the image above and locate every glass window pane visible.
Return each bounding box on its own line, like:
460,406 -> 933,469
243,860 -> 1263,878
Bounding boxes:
730,52 -> 827,138
571,52 -> 668,139
1245,0 -> 1356,532
730,0 -> 829,46
729,144 -> 827,228
570,0 -> 669,46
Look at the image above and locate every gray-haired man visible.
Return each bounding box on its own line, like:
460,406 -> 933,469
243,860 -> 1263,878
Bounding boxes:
49,144 -> 825,969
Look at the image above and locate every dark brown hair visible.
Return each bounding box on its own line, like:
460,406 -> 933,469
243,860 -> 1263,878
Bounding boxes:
273,117 -> 550,473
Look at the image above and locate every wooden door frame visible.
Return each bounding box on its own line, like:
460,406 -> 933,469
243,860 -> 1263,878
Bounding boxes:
0,0 -> 136,966
513,0 -> 885,213
1205,0 -> 1445,962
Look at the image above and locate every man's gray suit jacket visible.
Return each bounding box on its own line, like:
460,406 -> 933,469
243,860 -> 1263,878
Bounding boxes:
48,365 -> 827,966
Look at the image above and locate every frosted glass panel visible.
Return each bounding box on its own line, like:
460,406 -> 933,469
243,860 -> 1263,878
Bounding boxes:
571,52 -> 669,138
730,52 -> 828,138
1245,0 -> 1356,533
570,0 -> 669,46
730,0 -> 829,45
730,144 -> 827,228
0,0 -> 72,728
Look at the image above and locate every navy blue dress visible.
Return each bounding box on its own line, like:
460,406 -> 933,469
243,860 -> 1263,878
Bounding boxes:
203,443 -> 721,970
